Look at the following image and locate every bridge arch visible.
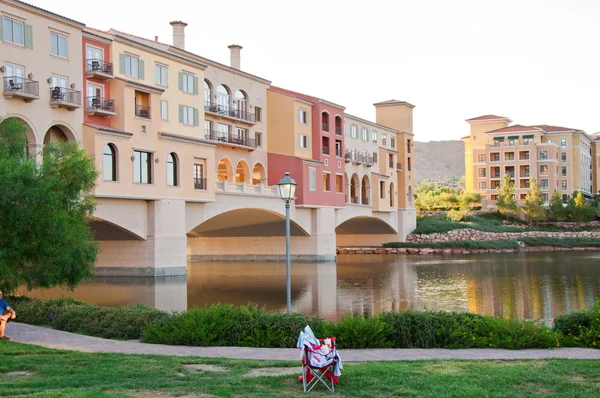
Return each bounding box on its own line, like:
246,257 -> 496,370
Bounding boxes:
88,216 -> 145,241
335,215 -> 397,235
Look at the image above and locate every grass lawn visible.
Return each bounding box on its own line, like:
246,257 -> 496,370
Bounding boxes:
1,342 -> 600,397
413,216 -> 524,235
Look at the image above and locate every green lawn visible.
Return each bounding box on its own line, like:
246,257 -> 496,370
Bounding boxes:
1,342 -> 599,397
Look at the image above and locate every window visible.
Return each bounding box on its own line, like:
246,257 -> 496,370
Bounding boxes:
5,63 -> 25,86
505,152 -> 514,161
308,167 -> 316,191
350,125 -> 358,139
123,54 -> 140,78
298,108 -> 308,125
335,140 -> 342,157
539,150 -> 548,160
478,181 -> 487,190
561,152 -> 567,163
156,64 -> 168,86
389,154 -> 394,168
562,180 -> 568,191
372,131 -> 377,142
490,153 -> 500,162
380,181 -> 385,199
478,168 -> 486,178
361,128 -> 368,141
507,139 -> 515,146
491,194 -> 498,201
542,193 -> 549,203
477,154 -> 486,162
133,150 -> 152,184
562,194 -> 568,204
194,163 -> 205,190
161,101 -> 168,120
540,179 -> 549,190
322,173 -> 330,191
103,144 -> 117,181
50,32 -> 67,57
539,164 -> 549,176
180,105 -> 197,126
181,72 -> 196,94
561,166 -> 567,177
255,107 -> 262,122
299,134 -> 309,149
167,153 -> 178,186
336,175 -> 343,193
523,138 -> 530,145
382,134 -> 387,146
3,17 -> 24,46
519,151 -> 529,160
391,136 -> 396,148
561,138 -> 567,149
256,132 -> 262,147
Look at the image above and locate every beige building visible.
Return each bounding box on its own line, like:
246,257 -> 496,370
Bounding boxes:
1,0 -> 85,155
463,115 -> 596,206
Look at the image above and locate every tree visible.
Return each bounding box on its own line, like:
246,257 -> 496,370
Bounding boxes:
495,174 -> 517,220
0,118 -> 99,293
548,190 -> 567,221
521,177 -> 546,225
568,190 -> 595,222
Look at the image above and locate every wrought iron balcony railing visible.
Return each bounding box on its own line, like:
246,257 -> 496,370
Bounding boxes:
204,101 -> 256,123
135,104 -> 151,118
87,96 -> 115,112
49,86 -> 81,108
3,76 -> 39,98
86,58 -> 114,77
205,129 -> 257,148
194,177 -> 207,190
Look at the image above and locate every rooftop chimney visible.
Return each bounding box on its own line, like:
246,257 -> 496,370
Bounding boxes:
154,36 -> 158,42
228,44 -> 243,70
170,21 -> 188,50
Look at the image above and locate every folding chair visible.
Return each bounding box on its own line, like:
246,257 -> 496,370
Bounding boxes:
297,325 -> 342,393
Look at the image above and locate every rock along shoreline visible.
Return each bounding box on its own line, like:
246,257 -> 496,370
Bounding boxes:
337,246 -> 600,256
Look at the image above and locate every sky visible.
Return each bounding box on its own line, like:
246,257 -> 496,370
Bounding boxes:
25,0 -> 600,141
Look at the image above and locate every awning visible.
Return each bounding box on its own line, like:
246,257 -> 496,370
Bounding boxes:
493,137 -> 505,141
507,135 -> 519,139
522,134 -> 534,139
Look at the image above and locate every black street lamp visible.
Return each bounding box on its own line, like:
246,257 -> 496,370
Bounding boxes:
277,172 -> 297,313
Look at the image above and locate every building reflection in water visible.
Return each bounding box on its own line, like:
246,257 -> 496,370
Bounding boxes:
15,252 -> 600,321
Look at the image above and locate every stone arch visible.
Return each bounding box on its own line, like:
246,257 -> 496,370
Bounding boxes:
217,156 -> 233,182
216,84 -> 230,109
167,152 -> 179,186
389,182 -> 395,207
187,208 -> 310,237
103,143 -> 118,181
361,175 -> 371,206
335,216 -> 397,235
0,116 -> 37,157
204,79 -> 213,106
235,159 -> 250,183
43,123 -> 77,144
350,173 -> 359,204
252,162 -> 266,185
88,216 -> 145,241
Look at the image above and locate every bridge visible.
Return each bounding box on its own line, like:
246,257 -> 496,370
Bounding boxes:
89,182 -> 416,276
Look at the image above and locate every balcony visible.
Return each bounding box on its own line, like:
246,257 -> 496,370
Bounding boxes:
204,102 -> 256,124
86,96 -> 116,117
344,152 -> 352,163
3,76 -> 40,102
361,197 -> 369,205
86,59 -> 114,80
49,87 -> 81,110
205,129 -> 257,150
322,146 -> 329,155
396,163 -> 402,171
322,123 -> 329,132
194,177 -> 207,190
135,104 -> 151,119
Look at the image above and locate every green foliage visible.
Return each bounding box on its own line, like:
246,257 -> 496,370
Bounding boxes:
0,118 -> 99,293
566,191 -> 596,222
520,237 -> 600,248
447,208 -> 468,222
548,190 -> 567,221
321,313 -> 393,349
413,178 -> 479,211
383,239 -> 520,250
413,215 -> 523,235
521,177 -> 546,225
496,174 -> 517,220
554,300 -> 600,347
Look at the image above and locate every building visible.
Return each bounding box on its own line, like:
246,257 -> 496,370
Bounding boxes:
1,0 -> 85,157
463,115 -> 596,206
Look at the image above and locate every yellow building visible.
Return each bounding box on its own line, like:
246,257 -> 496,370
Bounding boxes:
463,115 -> 597,207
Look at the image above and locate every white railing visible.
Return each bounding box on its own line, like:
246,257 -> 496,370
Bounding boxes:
215,182 -> 279,197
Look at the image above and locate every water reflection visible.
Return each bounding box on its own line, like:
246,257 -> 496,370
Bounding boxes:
16,252 -> 600,321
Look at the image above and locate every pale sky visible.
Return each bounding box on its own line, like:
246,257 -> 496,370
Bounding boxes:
26,0 -> 600,141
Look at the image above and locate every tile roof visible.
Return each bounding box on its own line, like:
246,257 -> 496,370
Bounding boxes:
270,86 -> 344,110
11,0 -> 85,26
485,124 -> 536,134
529,124 -> 580,133
465,115 -> 509,122
373,99 -> 415,108
84,123 -> 132,136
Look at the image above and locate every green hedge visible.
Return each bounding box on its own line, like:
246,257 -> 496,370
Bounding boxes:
413,216 -> 523,235
382,240 -> 520,250
520,237 -> 600,248
9,296 -> 599,350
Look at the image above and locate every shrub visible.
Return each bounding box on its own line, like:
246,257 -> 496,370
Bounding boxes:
412,216 -> 523,235
383,239 -> 520,250
554,301 -> 600,347
321,313 -> 393,349
521,237 -> 600,248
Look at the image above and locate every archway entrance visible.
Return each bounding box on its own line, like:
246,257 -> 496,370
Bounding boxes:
361,175 -> 370,205
217,158 -> 233,181
350,174 -> 359,204
235,160 -> 250,183
252,163 -> 266,185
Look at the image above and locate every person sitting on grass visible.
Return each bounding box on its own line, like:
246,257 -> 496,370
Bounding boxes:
0,290 -> 17,341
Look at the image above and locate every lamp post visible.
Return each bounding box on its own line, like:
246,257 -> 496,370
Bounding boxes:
277,172 -> 297,313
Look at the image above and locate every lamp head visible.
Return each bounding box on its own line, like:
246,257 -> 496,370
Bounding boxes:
277,172 -> 296,203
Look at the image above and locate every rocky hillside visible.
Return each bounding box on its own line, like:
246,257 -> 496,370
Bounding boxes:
414,140 -> 465,184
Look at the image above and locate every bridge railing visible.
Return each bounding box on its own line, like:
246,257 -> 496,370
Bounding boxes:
215,181 -> 279,196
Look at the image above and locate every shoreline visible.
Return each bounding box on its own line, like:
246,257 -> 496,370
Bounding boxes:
337,246 -> 600,255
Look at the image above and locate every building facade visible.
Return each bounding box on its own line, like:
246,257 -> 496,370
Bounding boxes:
463,115 -> 597,207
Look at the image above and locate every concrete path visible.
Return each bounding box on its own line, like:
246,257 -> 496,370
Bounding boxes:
6,323 -> 600,362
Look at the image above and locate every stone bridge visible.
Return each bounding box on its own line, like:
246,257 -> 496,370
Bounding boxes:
89,182 -> 416,276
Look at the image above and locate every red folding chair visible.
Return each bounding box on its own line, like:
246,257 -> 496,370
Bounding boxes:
300,337 -> 340,393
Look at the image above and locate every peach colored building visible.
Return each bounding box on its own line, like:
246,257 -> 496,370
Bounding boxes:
463,115 -> 597,207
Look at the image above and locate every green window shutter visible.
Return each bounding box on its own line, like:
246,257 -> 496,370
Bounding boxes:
24,24 -> 33,49
138,60 -> 145,79
193,108 -> 199,126
179,105 -> 184,123
178,72 -> 183,91
193,77 -> 199,95
0,17 -> 4,41
119,54 -> 126,75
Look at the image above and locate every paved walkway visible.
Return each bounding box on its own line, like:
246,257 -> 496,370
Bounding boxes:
6,323 -> 600,361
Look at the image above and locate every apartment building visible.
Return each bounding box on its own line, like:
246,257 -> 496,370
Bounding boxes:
267,86 -> 346,207
463,115 -> 596,206
343,113 -> 398,211
1,0 -> 84,157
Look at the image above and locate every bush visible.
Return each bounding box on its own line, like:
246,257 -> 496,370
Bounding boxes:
383,240 -> 520,250
521,237 -> 600,248
321,313 -> 393,349
413,216 -> 523,235
554,301 -> 600,347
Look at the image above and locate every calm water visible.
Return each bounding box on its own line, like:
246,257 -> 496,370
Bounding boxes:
16,252 -> 600,321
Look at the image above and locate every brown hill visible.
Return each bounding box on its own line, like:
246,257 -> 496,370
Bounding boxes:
414,140 -> 465,184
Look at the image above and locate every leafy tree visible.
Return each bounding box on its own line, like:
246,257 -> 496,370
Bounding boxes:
495,174 -> 517,220
548,190 -> 567,221
568,190 -> 595,222
0,118 -> 99,293
521,177 -> 546,225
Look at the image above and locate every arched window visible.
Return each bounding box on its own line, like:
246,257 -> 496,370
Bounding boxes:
216,84 -> 230,110
167,152 -> 178,186
204,80 -> 212,107
322,112 -> 329,132
103,143 -> 117,181
235,90 -> 248,119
